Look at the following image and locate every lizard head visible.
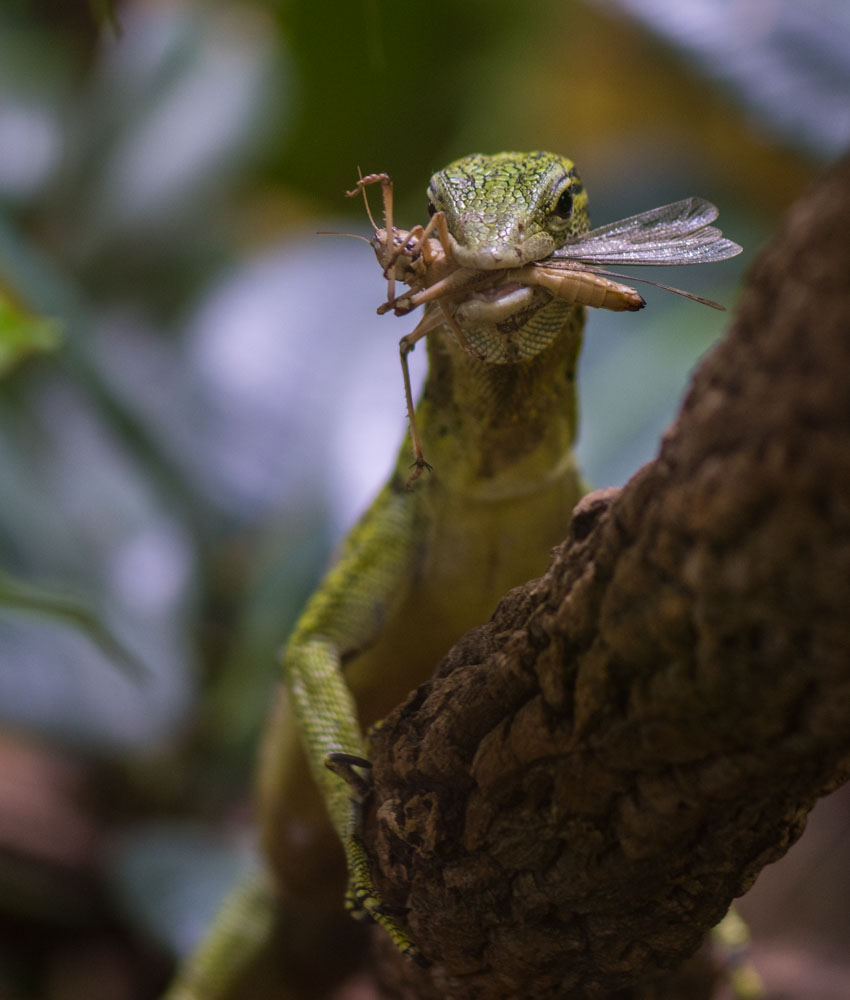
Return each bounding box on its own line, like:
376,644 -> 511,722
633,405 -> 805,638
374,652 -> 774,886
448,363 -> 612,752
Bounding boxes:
426,151 -> 589,269
425,151 -> 590,362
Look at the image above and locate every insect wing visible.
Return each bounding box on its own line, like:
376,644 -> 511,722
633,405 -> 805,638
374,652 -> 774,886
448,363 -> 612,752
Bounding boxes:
569,196 -> 719,245
550,197 -> 742,267
550,237 -> 742,267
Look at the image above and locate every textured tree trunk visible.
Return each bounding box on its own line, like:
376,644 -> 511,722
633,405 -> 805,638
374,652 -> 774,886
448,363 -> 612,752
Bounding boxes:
362,152 -> 850,999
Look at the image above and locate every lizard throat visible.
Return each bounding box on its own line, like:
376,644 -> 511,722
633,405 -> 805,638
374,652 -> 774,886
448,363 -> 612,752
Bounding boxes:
453,287 -> 564,363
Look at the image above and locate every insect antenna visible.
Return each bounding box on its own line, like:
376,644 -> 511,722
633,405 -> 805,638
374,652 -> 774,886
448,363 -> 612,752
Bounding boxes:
316,231 -> 373,244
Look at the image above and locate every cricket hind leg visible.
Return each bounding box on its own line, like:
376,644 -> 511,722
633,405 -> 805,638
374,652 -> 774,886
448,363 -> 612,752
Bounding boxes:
398,315 -> 436,487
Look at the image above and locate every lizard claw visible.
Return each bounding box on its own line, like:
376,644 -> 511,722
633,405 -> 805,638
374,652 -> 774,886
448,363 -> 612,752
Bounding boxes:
325,751 -> 373,801
345,874 -> 427,965
405,458 -> 433,490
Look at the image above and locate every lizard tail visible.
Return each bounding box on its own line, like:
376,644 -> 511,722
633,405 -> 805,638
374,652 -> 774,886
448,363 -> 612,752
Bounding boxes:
161,874 -> 276,1000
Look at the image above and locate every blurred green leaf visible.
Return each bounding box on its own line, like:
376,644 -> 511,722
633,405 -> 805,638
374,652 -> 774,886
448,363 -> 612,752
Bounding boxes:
0,294 -> 61,378
0,570 -> 148,682
267,0 -> 521,208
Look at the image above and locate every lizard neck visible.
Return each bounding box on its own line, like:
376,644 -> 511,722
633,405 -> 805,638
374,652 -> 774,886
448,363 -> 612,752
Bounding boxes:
402,300 -> 585,502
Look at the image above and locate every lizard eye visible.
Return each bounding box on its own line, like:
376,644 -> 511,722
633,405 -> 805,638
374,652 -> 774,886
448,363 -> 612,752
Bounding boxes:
552,185 -> 574,220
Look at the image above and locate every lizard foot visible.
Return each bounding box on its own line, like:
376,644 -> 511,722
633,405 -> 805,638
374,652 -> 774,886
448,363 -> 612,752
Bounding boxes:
342,825 -> 427,966
326,754 -> 428,965
344,856 -> 428,966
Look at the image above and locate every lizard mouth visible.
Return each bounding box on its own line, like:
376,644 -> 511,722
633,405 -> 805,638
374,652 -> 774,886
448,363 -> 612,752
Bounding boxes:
447,231 -> 555,270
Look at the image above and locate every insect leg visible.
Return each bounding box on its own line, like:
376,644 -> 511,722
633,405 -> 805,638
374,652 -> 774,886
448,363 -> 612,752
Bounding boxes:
381,223 -> 429,282
380,265 -> 496,315
422,210 -> 455,263
383,211 -> 454,274
398,309 -> 444,486
346,172 -> 397,302
437,302 -> 485,361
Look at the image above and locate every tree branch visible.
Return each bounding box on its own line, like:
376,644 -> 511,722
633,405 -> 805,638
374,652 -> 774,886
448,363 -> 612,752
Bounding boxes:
364,152 -> 850,999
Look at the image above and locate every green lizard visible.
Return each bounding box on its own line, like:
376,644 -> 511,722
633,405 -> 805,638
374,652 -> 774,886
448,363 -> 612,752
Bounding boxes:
164,150 -> 588,998
264,149 -> 588,922
163,151 -> 744,998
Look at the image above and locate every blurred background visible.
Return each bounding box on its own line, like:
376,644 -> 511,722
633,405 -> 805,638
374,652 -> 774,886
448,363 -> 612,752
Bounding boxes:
0,1 -> 848,997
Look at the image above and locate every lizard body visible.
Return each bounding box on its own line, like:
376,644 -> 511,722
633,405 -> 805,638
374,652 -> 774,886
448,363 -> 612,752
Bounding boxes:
263,152 -> 588,924
260,292 -> 585,908
165,151 -> 590,998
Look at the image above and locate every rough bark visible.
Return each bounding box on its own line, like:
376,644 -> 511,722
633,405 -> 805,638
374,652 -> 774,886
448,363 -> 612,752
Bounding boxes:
364,151 -> 850,999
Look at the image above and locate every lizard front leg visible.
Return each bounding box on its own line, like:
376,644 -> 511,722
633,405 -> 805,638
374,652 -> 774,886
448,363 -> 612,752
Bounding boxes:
163,480 -> 426,999
275,480 -> 426,957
